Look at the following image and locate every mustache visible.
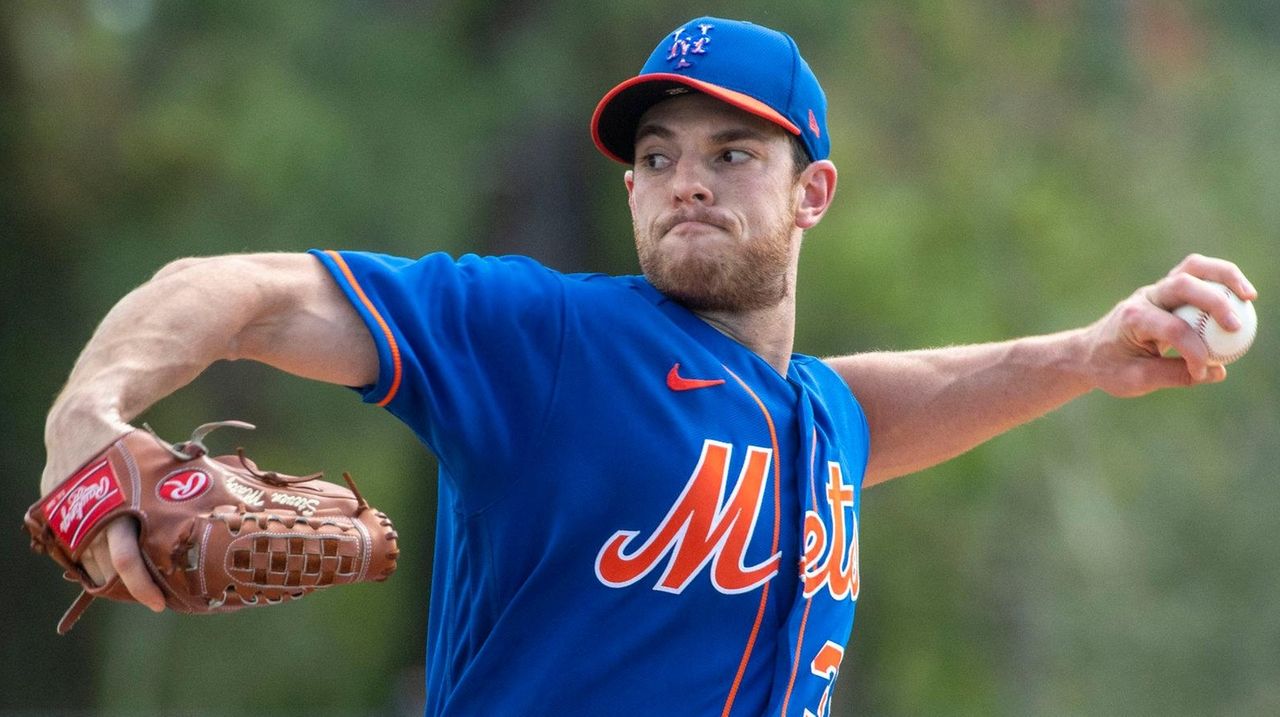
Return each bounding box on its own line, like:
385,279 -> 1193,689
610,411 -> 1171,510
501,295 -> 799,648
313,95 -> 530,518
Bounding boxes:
656,209 -> 733,236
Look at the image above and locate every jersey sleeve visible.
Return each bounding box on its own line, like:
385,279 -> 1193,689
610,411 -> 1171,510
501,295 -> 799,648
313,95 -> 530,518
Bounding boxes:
309,249 -> 565,511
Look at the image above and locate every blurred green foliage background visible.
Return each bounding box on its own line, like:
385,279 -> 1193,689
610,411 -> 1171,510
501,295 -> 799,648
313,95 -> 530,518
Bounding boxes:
3,1 -> 1277,715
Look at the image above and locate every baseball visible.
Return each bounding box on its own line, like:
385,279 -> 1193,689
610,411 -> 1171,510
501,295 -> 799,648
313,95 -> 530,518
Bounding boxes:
1173,281 -> 1257,365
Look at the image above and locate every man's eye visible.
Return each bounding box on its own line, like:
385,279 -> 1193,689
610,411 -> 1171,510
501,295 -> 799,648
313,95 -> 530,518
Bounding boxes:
640,153 -> 671,170
720,149 -> 751,164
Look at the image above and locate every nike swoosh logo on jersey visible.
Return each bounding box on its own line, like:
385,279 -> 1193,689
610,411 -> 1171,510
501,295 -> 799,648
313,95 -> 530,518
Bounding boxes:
667,363 -> 725,391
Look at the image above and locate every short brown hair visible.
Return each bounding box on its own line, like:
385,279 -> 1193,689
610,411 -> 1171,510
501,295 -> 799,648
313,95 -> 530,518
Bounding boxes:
790,135 -> 812,177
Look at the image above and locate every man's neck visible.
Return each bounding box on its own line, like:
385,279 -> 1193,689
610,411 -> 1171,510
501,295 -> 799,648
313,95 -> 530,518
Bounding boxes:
694,297 -> 797,375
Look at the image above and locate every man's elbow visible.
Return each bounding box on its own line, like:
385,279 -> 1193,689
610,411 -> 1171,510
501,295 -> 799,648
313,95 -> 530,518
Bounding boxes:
151,256 -> 207,281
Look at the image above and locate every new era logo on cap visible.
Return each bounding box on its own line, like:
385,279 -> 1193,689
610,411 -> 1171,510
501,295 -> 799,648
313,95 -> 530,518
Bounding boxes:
591,17 -> 830,165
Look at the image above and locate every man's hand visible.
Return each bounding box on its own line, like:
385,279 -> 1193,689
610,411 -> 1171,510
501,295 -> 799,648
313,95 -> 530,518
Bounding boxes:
81,518 -> 166,613
42,408 -> 166,612
1083,254 -> 1257,398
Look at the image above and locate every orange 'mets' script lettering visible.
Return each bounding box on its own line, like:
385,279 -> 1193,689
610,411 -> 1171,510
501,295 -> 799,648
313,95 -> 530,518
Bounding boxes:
595,440 -> 781,594
800,462 -> 860,601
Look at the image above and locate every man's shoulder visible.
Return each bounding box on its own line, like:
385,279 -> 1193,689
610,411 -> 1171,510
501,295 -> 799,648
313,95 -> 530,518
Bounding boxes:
526,262 -> 654,304
442,254 -> 665,324
319,248 -> 663,325
439,253 -> 648,296
793,355 -> 862,409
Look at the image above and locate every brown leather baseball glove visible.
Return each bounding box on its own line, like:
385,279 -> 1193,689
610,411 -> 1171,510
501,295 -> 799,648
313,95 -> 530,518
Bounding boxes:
25,421 -> 399,634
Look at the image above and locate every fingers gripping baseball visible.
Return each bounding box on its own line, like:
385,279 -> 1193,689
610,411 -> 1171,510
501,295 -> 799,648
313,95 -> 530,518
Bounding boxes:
1088,255 -> 1255,397
1162,254 -> 1257,310
1089,294 -> 1213,397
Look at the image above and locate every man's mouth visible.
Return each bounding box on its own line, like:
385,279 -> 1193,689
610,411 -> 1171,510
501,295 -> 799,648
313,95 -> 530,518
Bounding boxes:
670,220 -> 719,232
662,213 -> 728,236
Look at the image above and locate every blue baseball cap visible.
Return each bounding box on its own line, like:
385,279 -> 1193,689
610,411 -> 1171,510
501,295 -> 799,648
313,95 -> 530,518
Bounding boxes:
591,17 -> 829,165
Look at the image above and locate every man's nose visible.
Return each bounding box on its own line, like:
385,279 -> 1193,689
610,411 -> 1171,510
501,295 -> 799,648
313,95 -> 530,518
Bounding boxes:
671,158 -> 713,205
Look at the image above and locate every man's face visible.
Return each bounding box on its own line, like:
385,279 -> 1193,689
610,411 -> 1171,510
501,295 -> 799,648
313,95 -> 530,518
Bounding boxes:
625,93 -> 804,313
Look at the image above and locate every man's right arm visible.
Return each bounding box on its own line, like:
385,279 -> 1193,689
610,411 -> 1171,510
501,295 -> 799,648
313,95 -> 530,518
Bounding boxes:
41,252 -> 376,608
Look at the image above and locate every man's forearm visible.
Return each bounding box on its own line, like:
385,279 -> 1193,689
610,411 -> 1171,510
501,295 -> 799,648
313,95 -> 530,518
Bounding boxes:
825,330 -> 1097,486
41,257 -> 271,491
42,252 -> 378,493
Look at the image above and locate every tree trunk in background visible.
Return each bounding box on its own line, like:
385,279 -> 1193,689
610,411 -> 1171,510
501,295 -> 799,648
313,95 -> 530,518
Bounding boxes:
476,115 -> 593,271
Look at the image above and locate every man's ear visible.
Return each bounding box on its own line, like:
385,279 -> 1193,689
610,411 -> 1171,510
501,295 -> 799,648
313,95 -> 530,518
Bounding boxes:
794,160 -> 837,230
624,169 -> 636,213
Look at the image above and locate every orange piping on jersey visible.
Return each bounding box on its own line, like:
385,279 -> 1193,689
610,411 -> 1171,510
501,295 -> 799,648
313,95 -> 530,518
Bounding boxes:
720,367 -> 783,717
780,598 -> 815,716
807,427 -> 820,507
779,428 -> 820,716
324,250 -> 402,407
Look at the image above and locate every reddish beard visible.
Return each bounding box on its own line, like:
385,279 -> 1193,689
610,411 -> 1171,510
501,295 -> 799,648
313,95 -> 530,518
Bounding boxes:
636,209 -> 796,312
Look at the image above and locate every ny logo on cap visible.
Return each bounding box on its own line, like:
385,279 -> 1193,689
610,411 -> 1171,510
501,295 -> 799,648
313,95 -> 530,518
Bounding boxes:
666,23 -> 713,69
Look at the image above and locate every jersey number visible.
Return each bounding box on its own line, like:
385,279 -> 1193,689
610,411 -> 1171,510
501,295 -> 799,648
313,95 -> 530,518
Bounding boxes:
803,641 -> 844,717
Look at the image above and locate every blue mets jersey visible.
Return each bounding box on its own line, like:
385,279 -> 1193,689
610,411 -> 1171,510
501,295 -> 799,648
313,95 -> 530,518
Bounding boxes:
310,249 -> 869,717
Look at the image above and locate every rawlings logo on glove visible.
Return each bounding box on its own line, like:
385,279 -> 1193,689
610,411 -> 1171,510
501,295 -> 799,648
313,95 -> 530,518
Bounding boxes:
157,470 -> 211,502
48,461 -> 124,551
25,421 -> 399,634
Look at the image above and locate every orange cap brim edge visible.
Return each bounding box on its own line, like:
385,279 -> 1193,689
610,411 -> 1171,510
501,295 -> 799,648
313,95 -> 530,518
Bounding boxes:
591,73 -> 803,164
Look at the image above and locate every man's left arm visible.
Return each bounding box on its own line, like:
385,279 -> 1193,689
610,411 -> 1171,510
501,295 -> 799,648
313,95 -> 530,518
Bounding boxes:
825,254 -> 1257,487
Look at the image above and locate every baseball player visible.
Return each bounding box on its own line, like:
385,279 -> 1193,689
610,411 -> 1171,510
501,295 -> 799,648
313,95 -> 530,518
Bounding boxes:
39,16 -> 1256,716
